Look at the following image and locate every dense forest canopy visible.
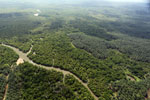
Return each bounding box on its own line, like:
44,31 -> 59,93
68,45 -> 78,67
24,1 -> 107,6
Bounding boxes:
0,0 -> 150,100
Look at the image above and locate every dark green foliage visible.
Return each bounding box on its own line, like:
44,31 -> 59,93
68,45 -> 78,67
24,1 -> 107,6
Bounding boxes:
111,79 -> 150,100
0,14 -> 42,38
69,33 -> 112,59
0,45 -> 18,65
103,20 -> 150,39
6,72 -> 22,100
28,32 -> 127,99
6,62 -> 94,100
3,36 -> 32,53
103,51 -> 147,79
7,63 -> 73,100
0,76 -> 6,100
0,2 -> 150,100
69,31 -> 150,62
68,16 -> 150,62
0,45 -> 18,100
111,37 -> 150,62
69,19 -> 117,40
65,75 -> 94,100
88,78 -> 113,100
69,33 -> 150,79
50,19 -> 65,30
0,64 -> 10,76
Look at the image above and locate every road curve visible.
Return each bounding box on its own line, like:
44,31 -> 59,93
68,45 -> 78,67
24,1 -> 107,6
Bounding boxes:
2,44 -> 99,100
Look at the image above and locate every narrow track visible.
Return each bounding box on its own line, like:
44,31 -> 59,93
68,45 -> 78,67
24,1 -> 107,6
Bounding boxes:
2,75 -> 9,100
2,44 -> 98,100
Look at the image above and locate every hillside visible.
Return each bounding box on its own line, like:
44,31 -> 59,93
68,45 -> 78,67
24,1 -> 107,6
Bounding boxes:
0,1 -> 150,100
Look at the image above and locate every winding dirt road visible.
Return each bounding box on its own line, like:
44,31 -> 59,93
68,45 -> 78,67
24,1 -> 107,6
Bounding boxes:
2,44 -> 98,100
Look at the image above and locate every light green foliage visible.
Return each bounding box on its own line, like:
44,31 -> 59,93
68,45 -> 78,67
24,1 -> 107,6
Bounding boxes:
0,2 -> 150,100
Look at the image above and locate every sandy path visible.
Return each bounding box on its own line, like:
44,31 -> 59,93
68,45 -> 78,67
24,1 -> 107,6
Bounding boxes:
26,45 -> 33,55
2,44 -> 98,100
126,75 -> 135,81
16,58 -> 24,65
2,75 -> 9,100
2,84 -> 8,100
147,89 -> 150,99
